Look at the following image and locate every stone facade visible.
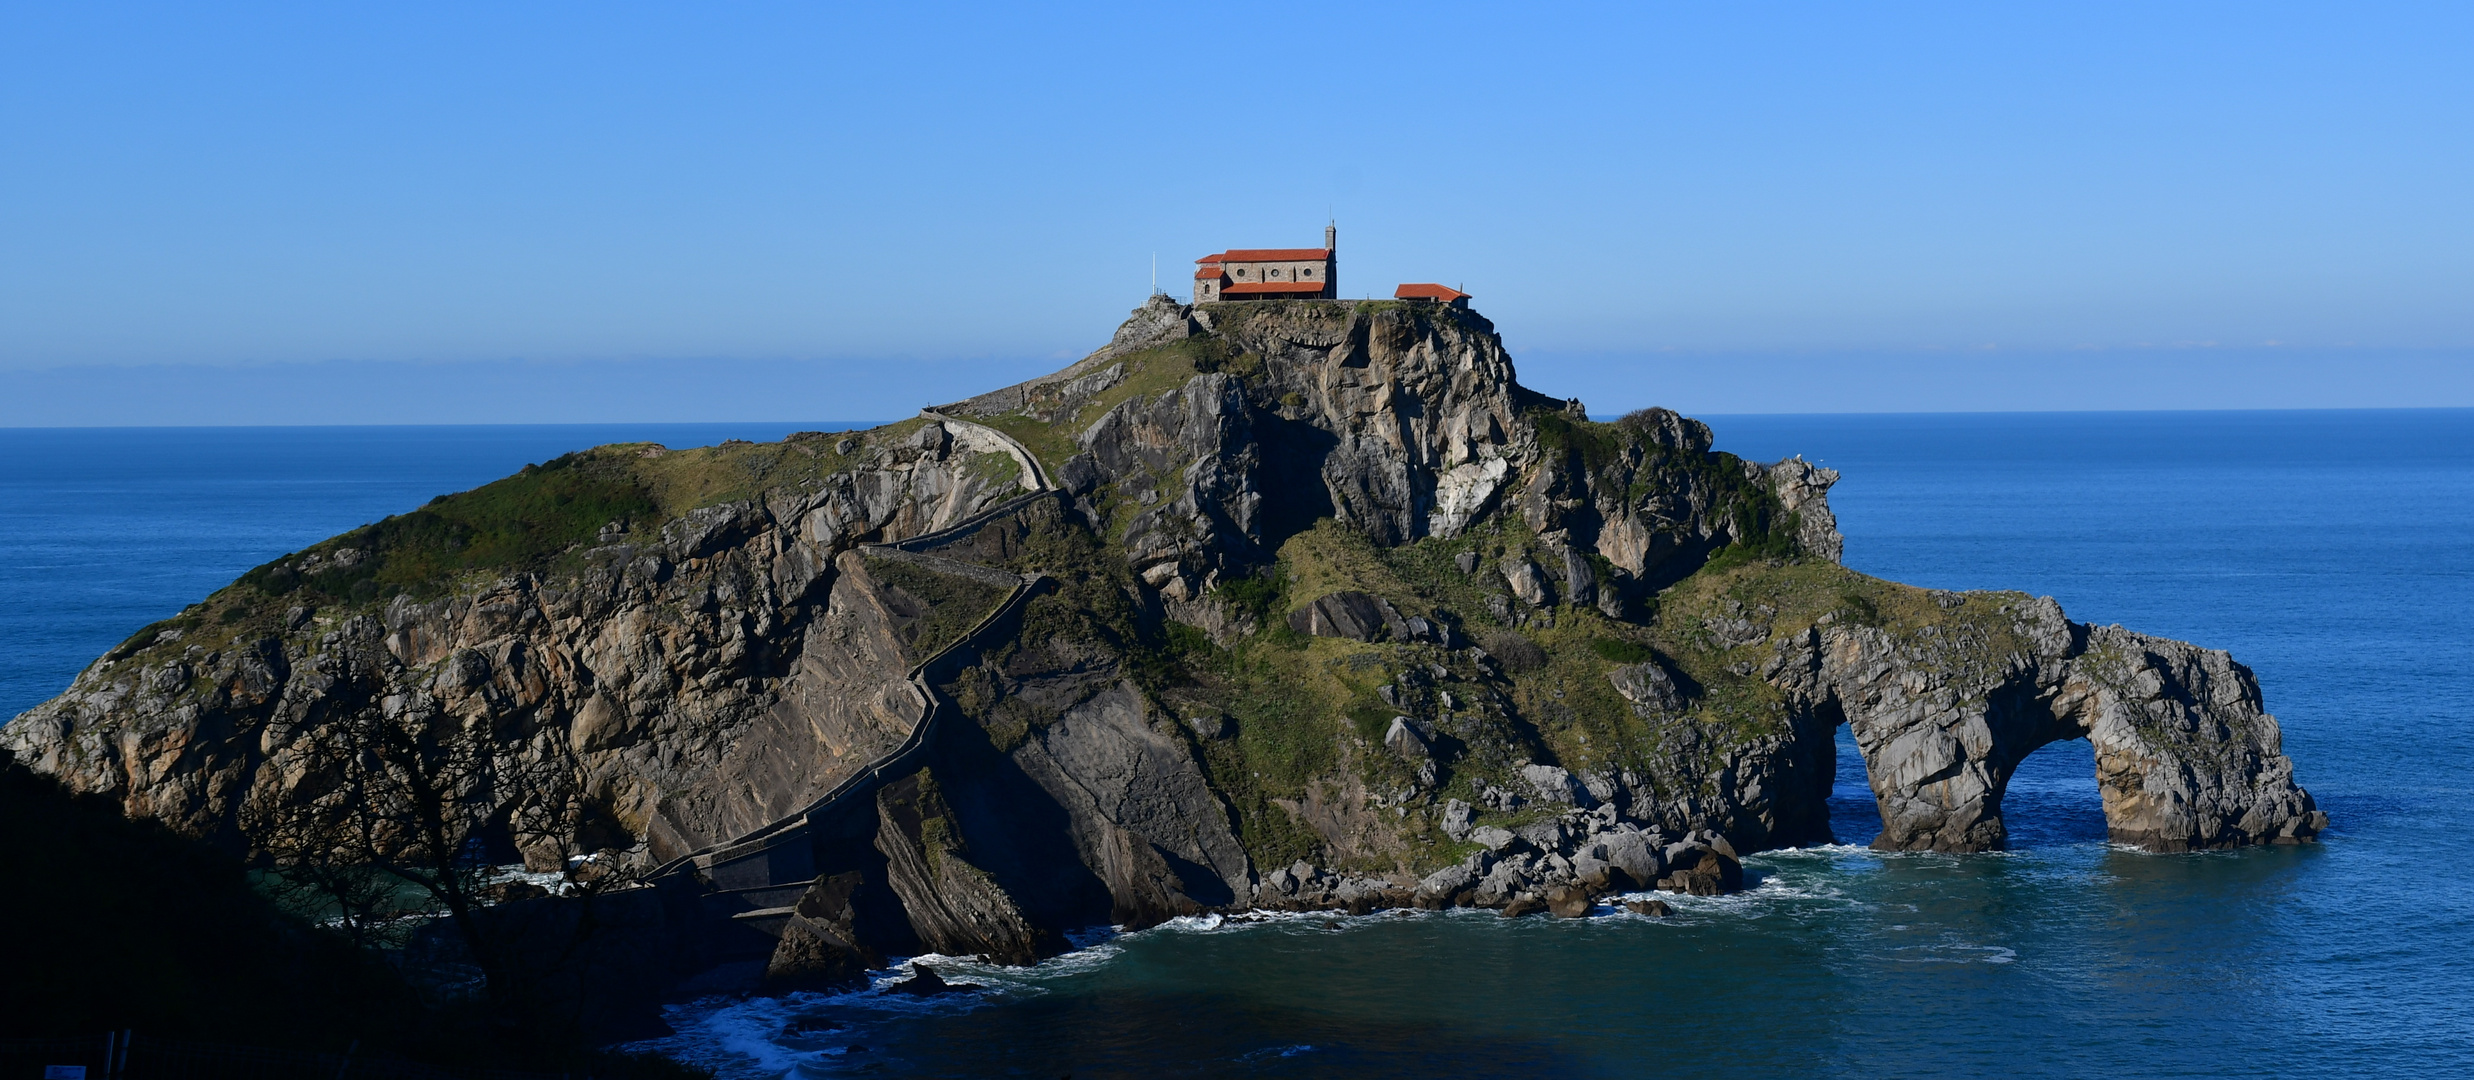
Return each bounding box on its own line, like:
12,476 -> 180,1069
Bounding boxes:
1194,224 -> 1337,302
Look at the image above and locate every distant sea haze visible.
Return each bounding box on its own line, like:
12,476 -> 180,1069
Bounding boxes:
4,410 -> 2470,1076
5,349 -> 2474,426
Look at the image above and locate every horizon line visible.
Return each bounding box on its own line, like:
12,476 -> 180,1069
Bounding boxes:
5,404 -> 2473,432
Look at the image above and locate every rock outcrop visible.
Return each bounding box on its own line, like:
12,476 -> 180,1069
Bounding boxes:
1762,593 -> 2327,852
3,295 -> 2323,988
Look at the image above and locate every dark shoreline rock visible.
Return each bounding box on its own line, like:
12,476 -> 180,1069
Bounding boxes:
2,294 -> 2325,1034
884,964 -> 977,997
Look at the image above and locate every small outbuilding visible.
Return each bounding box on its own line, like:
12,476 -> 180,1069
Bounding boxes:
1394,283 -> 1470,309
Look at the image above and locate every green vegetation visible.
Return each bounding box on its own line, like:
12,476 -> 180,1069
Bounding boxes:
1212,569 -> 1283,624
1528,406 -> 1803,564
1589,637 -> 1657,664
864,556 -> 1013,661
977,337 -> 1222,474
228,424 -> 926,606
94,423 -> 1062,669
241,451 -> 657,605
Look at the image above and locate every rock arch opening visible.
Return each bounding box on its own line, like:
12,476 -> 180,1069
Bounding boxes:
1799,611 -> 2325,852
1994,737 -> 2108,848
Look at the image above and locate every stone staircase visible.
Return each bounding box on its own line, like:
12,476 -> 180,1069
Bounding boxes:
644,413 -> 1058,969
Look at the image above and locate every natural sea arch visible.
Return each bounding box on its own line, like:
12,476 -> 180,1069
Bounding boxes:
1827,723 -> 2106,850
1781,609 -> 2324,853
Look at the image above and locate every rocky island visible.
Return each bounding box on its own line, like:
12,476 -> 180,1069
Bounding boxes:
5,296 -> 2326,991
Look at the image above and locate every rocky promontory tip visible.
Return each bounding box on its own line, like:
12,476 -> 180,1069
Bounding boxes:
4,292 -> 2322,991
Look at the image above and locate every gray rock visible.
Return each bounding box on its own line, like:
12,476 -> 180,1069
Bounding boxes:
1561,548 -> 1597,607
1384,717 -> 1439,786
1703,614 -> 1770,648
1512,818 -> 1567,852
1518,762 -> 1594,808
1765,596 -> 2325,852
765,871 -> 884,990
1471,858 -> 1530,907
1768,457 -> 1845,563
1607,662 -> 1682,714
1287,591 -> 1410,642
1656,843 -> 1742,896
1441,798 -> 1476,840
1581,772 -> 1621,808
1055,453 -> 1102,495
1418,863 -> 1477,899
1569,853 -> 1615,889
1383,716 -> 1430,758
1499,557 -> 1553,607
1468,825 -> 1520,853
1478,783 -> 1526,812
1599,829 -> 1664,890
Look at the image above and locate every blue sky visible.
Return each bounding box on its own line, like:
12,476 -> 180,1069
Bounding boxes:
2,2 -> 2469,423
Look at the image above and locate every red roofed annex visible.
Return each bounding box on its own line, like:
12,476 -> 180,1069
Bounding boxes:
1194,224 -> 1337,301
1394,283 -> 1471,309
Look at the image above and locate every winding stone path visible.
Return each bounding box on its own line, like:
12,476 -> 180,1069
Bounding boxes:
650,414 -> 1057,891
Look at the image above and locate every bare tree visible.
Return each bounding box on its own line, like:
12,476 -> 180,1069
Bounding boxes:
245,703 -> 610,1017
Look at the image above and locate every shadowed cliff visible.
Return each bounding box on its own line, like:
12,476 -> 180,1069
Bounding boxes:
5,296 -> 2324,983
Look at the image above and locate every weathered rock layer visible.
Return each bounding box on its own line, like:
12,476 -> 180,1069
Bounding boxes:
5,295 -> 2323,982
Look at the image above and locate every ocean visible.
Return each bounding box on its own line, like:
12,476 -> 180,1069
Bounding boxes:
5,411 -> 2470,1077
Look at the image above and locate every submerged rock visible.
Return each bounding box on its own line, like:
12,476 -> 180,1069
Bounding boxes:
884,964 -> 977,997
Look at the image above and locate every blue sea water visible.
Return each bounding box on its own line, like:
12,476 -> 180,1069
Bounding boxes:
5,411 -> 2471,1077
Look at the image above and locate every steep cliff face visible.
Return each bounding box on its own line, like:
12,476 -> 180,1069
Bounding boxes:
2,420 -> 1031,864
5,295 -> 2323,977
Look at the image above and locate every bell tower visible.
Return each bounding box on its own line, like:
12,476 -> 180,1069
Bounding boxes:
1324,221 -> 1338,298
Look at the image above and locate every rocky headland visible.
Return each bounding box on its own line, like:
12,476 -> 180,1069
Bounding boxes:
4,296 -> 2326,991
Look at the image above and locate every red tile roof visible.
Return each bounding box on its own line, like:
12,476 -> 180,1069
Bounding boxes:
1394,283 -> 1470,302
1220,280 -> 1331,296
1216,248 -> 1331,262
1195,267 -> 1224,280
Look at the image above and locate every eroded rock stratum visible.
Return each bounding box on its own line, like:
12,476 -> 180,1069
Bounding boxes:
4,296 -> 2323,971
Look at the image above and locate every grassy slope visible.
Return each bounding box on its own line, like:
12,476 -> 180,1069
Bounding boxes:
86,421 -> 985,677
942,316 -> 1874,874
862,555 -> 1014,661
1172,516 -> 2038,874
65,304 -> 2030,884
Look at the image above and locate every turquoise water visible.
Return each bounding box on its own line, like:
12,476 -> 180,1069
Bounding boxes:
5,412 -> 2470,1076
